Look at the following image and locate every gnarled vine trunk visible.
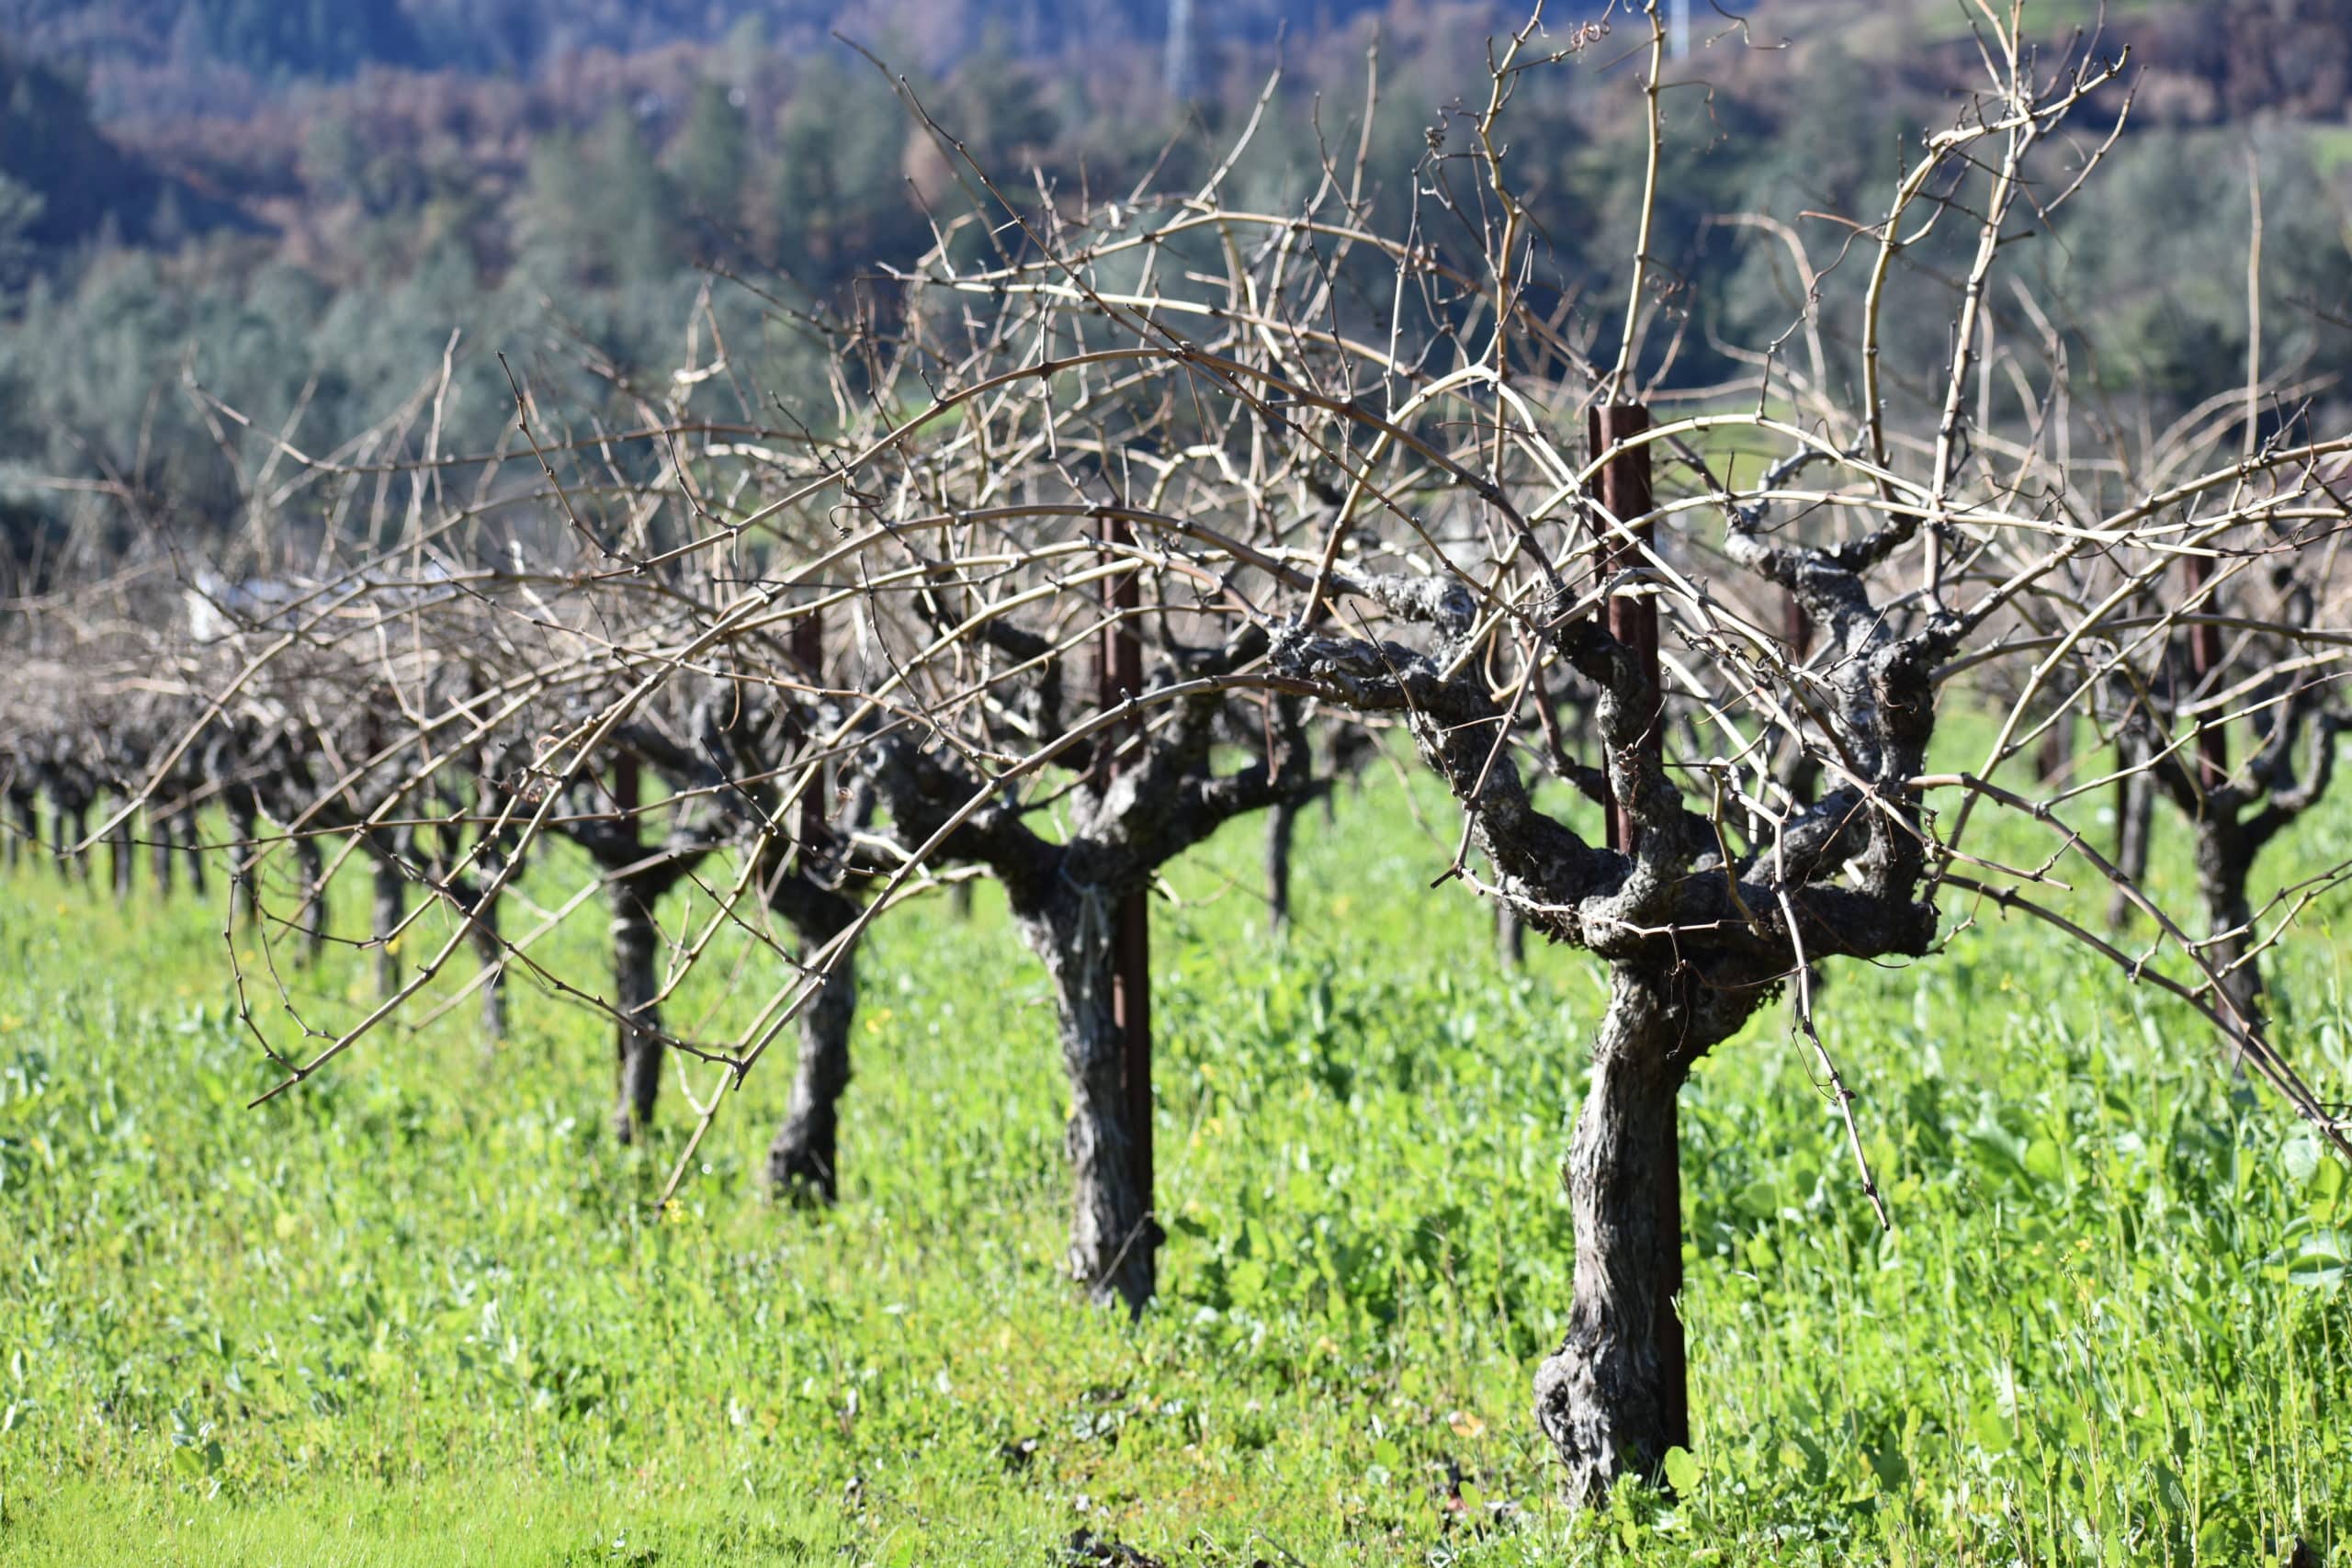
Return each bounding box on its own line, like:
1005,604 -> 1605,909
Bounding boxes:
61,798 -> 89,881
1265,799 -> 1296,935
762,879 -> 865,1194
179,814 -> 207,896
1534,964 -> 1715,1501
1017,885 -> 1157,1313
766,895 -> 860,1201
148,808 -> 175,897
368,837 -> 405,998
2194,819 -> 2264,1035
462,867 -> 506,1048
6,788 -> 34,871
471,921 -> 507,1043
107,807 -> 134,903
228,792 -> 259,927
571,753 -> 705,1144
2108,747 -> 2154,931
294,834 -> 328,963
610,874 -> 665,1142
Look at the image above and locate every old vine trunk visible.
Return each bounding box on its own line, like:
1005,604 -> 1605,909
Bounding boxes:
610,877 -> 664,1142
767,919 -> 860,1201
1018,887 -> 1157,1313
1534,963 -> 1695,1500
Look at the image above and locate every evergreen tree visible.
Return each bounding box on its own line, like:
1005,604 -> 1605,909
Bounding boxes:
673,79 -> 750,233
519,110 -> 682,288
944,29 -> 1059,168
590,107 -> 684,283
0,175 -> 43,304
195,0 -> 424,79
768,62 -> 922,281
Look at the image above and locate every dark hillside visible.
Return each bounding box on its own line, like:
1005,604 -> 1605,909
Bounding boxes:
3,0 -> 2348,560
0,49 -> 253,252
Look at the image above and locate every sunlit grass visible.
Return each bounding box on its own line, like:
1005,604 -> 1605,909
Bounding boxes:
2,723 -> 2348,1563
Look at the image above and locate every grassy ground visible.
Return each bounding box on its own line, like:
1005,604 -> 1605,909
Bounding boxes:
3,751 -> 2350,1564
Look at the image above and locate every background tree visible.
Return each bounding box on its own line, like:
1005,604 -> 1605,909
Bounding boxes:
672,77 -> 751,235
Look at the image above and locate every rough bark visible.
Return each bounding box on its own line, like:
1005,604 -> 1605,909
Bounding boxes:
1780,591 -> 1823,803
578,829 -> 701,1141
368,839 -> 405,999
565,750 -> 709,1144
294,834 -> 328,963
148,809 -> 175,897
1019,886 -> 1158,1314
766,934 -> 858,1202
1265,798 -> 1296,935
466,877 -> 507,1048
180,815 -> 207,896
854,622 -> 1301,1311
107,808 -> 133,903
2194,821 -> 2265,1035
2108,750 -> 2154,930
1534,964 -> 1704,1501
62,802 -> 88,881
228,794 -> 259,927
758,863 -> 865,1201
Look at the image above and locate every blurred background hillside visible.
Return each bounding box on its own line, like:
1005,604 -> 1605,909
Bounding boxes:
4,0 -> 2349,580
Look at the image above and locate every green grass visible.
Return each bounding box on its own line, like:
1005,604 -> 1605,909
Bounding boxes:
3,749 -> 2351,1565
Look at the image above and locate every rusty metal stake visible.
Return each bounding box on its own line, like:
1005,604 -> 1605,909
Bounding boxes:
2184,551 -> 2228,791
1589,404 -> 1659,855
791,603 -> 826,847
1099,513 -> 1153,1213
